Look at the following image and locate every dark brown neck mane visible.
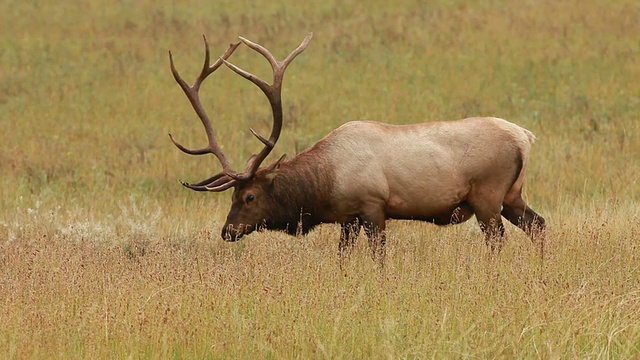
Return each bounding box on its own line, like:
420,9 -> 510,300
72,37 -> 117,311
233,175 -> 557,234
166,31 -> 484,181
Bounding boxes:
264,148 -> 334,235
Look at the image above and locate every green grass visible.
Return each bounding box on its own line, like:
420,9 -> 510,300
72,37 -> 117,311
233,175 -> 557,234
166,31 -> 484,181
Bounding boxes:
1,0 -> 639,358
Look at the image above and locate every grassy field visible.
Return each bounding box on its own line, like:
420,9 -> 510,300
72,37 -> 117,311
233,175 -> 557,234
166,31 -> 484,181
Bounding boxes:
1,0 -> 639,358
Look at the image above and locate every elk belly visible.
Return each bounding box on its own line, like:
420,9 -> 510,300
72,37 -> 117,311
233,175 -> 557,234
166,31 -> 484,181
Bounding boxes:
384,180 -> 471,222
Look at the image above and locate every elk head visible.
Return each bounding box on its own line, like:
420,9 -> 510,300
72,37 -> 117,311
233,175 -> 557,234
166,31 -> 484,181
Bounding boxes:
169,33 -> 313,241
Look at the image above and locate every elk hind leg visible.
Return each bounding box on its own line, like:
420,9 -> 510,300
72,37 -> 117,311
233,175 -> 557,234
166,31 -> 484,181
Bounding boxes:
470,199 -> 506,252
502,195 -> 546,257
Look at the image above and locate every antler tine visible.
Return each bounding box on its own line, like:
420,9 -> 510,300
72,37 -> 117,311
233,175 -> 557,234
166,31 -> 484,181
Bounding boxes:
221,33 -> 313,179
180,173 -> 236,192
169,37 -> 242,191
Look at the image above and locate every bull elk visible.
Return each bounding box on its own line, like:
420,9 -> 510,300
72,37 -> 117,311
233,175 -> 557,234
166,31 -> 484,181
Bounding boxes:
168,33 -> 546,261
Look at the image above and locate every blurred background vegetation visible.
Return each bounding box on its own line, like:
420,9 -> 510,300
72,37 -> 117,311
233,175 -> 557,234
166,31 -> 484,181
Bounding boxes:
1,0 -> 637,217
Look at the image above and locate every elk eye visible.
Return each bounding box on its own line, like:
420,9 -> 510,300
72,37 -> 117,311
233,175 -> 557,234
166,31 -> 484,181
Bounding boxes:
246,194 -> 255,203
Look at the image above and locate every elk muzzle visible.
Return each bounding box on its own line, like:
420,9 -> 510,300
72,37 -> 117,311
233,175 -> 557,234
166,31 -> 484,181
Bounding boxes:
221,223 -> 255,242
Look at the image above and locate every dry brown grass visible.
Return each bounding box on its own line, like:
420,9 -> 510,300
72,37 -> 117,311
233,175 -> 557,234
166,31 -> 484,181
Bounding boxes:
2,200 -> 639,358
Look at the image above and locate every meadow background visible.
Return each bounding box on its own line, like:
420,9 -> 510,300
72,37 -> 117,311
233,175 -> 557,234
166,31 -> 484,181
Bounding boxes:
1,0 -> 639,358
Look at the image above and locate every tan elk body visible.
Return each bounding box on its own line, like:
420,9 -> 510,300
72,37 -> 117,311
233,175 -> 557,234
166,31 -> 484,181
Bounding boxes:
169,33 -> 546,260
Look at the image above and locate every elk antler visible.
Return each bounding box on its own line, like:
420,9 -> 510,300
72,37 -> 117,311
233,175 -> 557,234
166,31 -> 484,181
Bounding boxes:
168,36 -> 241,191
221,32 -> 313,180
169,33 -> 313,191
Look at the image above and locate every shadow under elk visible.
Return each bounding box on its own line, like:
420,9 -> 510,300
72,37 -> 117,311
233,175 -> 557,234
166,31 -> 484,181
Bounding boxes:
168,33 -> 546,262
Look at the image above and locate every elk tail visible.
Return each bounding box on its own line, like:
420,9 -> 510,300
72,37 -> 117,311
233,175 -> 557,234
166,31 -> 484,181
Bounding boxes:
522,128 -> 537,144
505,126 -> 537,202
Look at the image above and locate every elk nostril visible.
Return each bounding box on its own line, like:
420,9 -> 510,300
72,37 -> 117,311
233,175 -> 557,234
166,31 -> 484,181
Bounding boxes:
221,224 -> 244,242
221,225 -> 234,242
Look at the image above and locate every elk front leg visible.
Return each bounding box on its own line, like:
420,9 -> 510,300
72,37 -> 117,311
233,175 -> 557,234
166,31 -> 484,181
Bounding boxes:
339,219 -> 361,258
361,208 -> 387,265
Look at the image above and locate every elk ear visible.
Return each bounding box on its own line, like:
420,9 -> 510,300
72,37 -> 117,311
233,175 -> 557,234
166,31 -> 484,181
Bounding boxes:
265,154 -> 286,182
266,154 -> 287,172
